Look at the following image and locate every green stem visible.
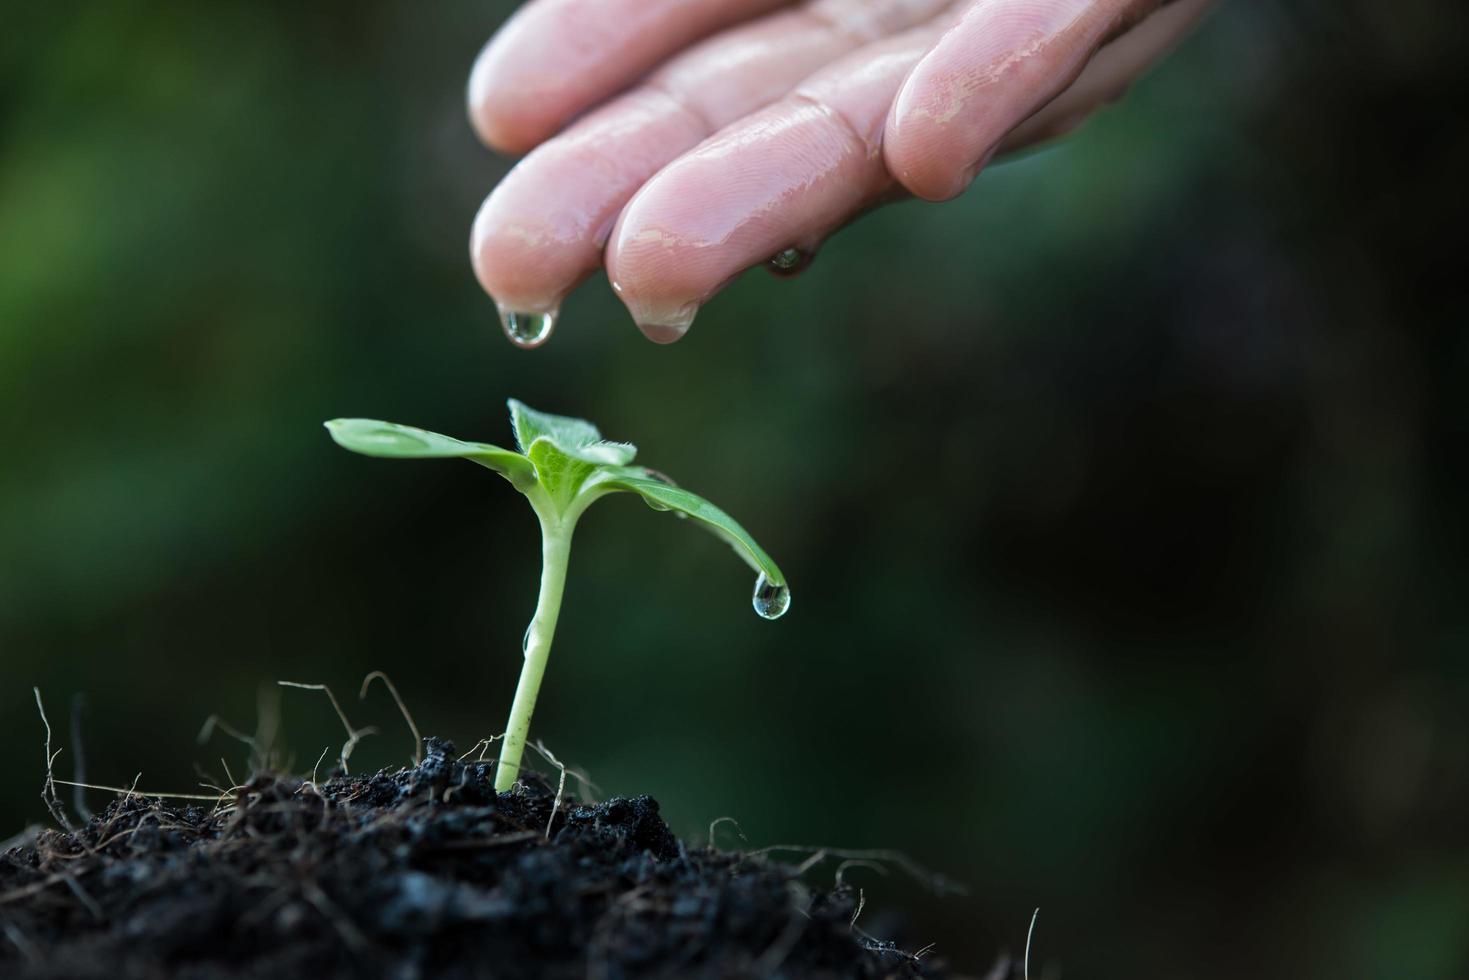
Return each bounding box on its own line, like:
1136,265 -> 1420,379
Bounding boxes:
494,513 -> 574,792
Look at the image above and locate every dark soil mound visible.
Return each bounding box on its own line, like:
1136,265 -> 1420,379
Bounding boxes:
0,738 -> 948,979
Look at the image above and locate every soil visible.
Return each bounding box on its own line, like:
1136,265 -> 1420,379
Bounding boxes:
0,738 -> 952,980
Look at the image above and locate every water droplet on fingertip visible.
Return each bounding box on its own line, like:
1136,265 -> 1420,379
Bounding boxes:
498,308 -> 556,348
637,319 -> 692,344
767,247 -> 813,278
632,302 -> 698,344
752,573 -> 790,620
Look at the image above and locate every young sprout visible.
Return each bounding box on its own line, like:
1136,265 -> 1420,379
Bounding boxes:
325,400 -> 789,792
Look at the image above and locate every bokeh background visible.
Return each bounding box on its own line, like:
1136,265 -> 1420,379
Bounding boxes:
3,1 -> 1466,977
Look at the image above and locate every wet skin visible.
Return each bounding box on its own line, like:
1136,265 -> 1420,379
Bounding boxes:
468,0 -> 1216,345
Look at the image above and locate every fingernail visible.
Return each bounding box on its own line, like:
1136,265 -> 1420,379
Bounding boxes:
496,305 -> 558,349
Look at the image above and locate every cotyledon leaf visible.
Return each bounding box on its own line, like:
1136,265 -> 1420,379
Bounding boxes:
590,469 -> 786,589
324,419 -> 535,486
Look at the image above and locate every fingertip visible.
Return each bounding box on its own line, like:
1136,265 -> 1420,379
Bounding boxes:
469,192 -> 569,318
883,70 -> 979,203
470,0 -> 793,156
606,82 -> 895,338
606,240 -> 701,344
885,0 -> 1143,200
603,189 -> 710,345
472,88 -> 721,335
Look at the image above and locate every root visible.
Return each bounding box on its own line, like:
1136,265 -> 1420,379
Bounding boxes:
197,714 -> 260,757
845,886 -> 899,955
33,688 -> 73,831
530,740 -> 568,838
359,671 -> 422,766
1025,907 -> 1040,980
750,844 -> 966,896
51,779 -> 225,803
197,685 -> 282,775
707,816 -> 748,848
528,740 -> 598,803
277,681 -> 376,774
463,736 -> 596,808
833,859 -> 888,888
69,694 -> 92,822
304,747 -> 332,791
253,684 -> 282,770
750,840 -> 957,969
794,851 -> 827,875
456,735 -> 503,764
219,758 -> 239,793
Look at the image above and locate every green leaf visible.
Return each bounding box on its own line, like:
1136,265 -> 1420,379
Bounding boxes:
591,469 -> 787,588
508,399 -> 636,466
325,405 -> 789,612
324,419 -> 535,486
525,443 -> 598,505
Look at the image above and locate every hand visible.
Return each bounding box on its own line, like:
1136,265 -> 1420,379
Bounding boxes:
468,0 -> 1214,345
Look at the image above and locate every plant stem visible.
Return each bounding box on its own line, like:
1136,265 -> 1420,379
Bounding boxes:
495,514 -> 573,792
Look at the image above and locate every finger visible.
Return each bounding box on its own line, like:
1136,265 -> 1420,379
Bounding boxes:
470,9 -> 859,327
470,91 -> 706,339
884,0 -> 1167,201
656,0 -> 956,109
605,27 -> 947,342
998,0 -> 1216,152
468,0 -> 788,155
471,0 -> 955,333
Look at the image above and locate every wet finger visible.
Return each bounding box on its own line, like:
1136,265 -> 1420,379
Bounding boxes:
604,28 -> 946,342
885,0 -> 1164,201
471,0 -> 955,340
471,91 -> 706,345
998,0 -> 1216,152
468,0 -> 789,155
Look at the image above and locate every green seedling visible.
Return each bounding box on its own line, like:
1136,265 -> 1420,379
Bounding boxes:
325,400 -> 789,791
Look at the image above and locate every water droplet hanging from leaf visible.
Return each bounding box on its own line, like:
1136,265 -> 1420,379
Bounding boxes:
752,573 -> 791,620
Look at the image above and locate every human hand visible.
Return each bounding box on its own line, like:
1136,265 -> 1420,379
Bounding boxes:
468,0 -> 1215,346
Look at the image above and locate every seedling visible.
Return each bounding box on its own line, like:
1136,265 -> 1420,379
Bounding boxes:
325,400 -> 789,791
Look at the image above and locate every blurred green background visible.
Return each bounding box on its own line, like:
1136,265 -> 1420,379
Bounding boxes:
3,1 -> 1466,977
